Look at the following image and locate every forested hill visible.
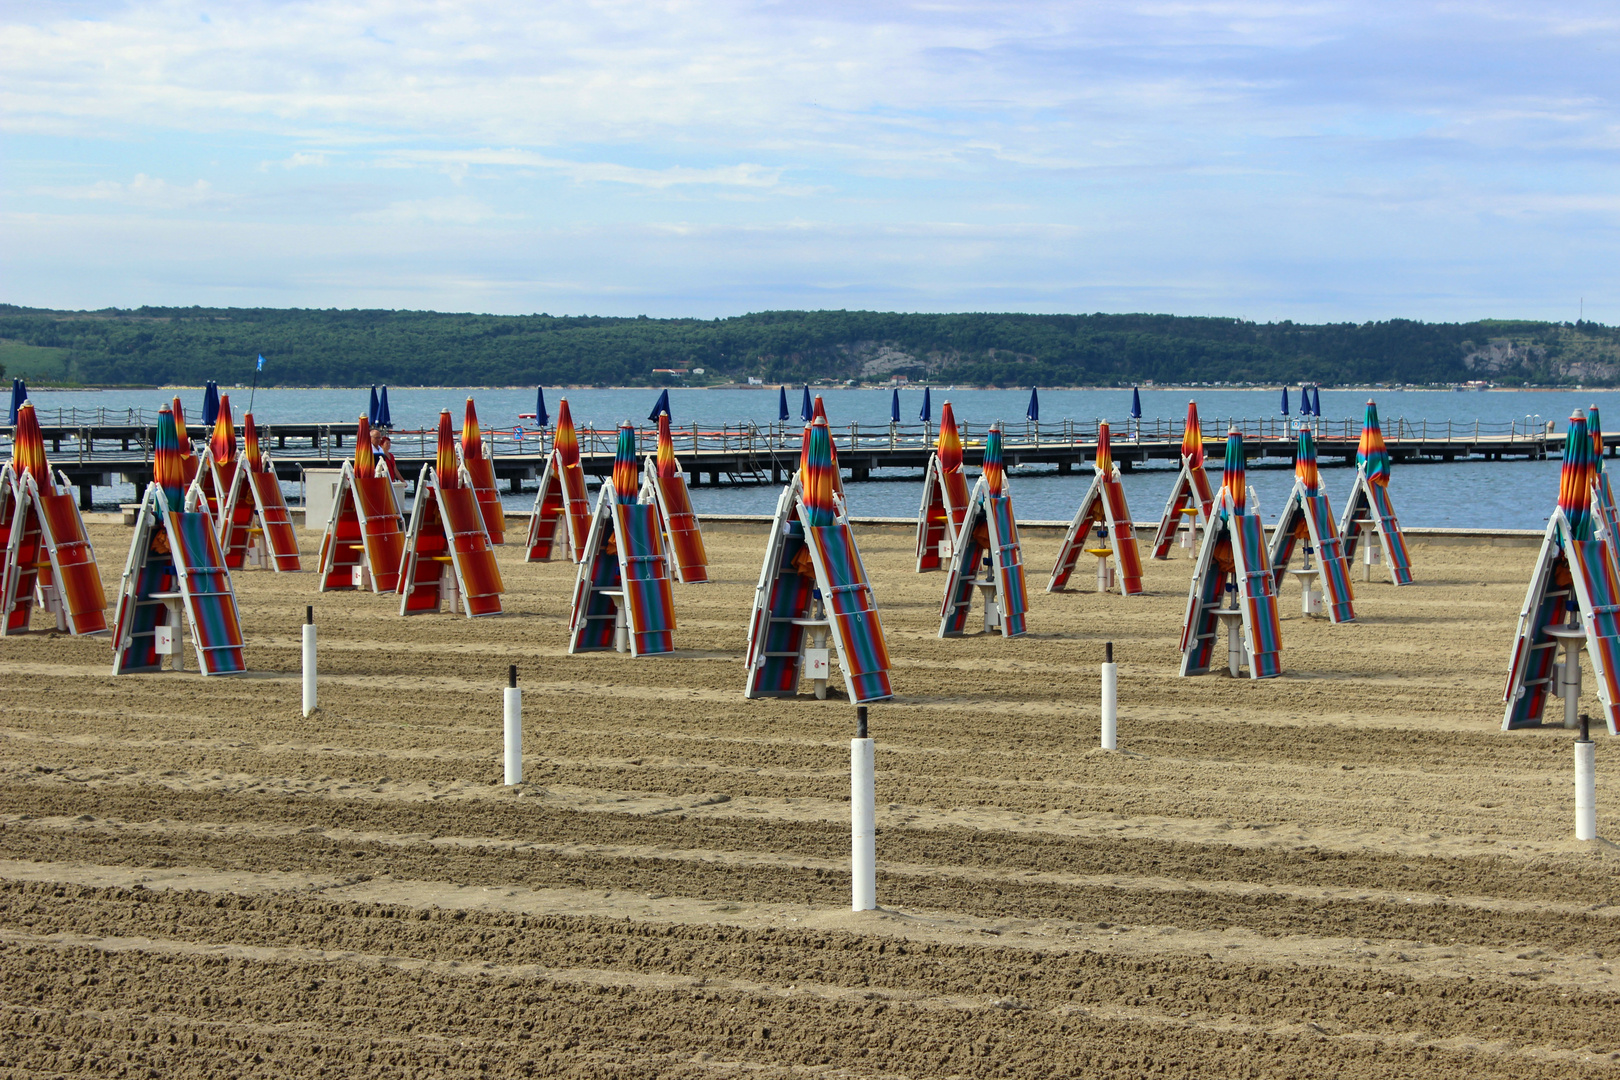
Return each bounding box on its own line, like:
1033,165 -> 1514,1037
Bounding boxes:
3,305 -> 1619,388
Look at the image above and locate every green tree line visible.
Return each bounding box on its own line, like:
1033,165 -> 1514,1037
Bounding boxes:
2,305 -> 1617,387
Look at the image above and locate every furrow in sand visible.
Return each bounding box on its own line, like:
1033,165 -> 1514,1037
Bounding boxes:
5,817 -> 1620,957
2,781 -> 1615,902
11,940 -> 1613,1080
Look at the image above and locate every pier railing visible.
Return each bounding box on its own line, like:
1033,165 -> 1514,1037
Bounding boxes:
5,412 -> 1563,466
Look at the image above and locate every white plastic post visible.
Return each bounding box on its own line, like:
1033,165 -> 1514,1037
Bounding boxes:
1577,717 -> 1596,841
851,706 -> 876,912
504,665 -> 523,786
1101,641 -> 1118,751
1564,639 -> 1583,729
301,606 -> 316,716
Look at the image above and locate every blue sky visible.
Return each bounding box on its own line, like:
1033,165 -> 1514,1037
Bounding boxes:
3,1 -> 1617,321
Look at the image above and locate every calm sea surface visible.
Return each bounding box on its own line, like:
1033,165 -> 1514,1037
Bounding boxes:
26,385 -> 1619,531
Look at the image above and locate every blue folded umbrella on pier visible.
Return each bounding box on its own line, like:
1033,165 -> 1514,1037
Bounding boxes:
368,385 -> 380,427
800,385 -> 813,423
202,381 -> 219,429
378,386 -> 392,428
890,388 -> 901,423
648,388 -> 671,422
1027,387 -> 1040,423
1311,386 -> 1323,416
778,386 -> 790,422
920,386 -> 932,423
1281,386 -> 1290,416
1130,387 -> 1141,419
535,386 -> 550,428
8,378 -> 27,425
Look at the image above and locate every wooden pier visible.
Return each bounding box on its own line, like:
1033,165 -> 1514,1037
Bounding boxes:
8,408 -> 1592,509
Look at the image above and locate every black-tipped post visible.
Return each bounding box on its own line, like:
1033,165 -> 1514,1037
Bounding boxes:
1105,641 -> 1113,663
1581,713 -> 1592,743
306,605 -> 313,626
509,664 -> 518,689
856,705 -> 868,739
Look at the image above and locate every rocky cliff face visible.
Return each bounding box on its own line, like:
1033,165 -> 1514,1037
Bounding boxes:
1462,334 -> 1620,383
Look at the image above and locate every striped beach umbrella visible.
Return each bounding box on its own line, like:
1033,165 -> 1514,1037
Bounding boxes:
172,397 -> 197,470
11,402 -> 52,492
355,415 -> 376,474
983,423 -> 1006,497
243,413 -> 264,472
434,410 -> 458,488
1589,405 -> 1605,470
1181,402 -> 1204,467
812,395 -> 842,481
154,405 -> 185,511
937,401 -> 963,474
803,417 -> 837,527
461,398 -> 487,470
1295,425 -> 1319,497
1095,420 -> 1114,476
210,395 -> 235,468
655,412 -> 678,479
554,399 -> 580,468
1356,400 -> 1390,486
1222,429 -> 1247,516
612,422 -> 638,502
1560,411 -> 1594,541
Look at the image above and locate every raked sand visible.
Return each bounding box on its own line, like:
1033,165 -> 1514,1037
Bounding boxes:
2,516 -> 1619,1078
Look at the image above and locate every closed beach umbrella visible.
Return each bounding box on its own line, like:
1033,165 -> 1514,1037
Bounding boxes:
612,422 -> 639,502
1356,400 -> 1390,485
778,385 -> 790,422
1296,426 -> 1319,496
983,424 -> 1006,496
648,388 -> 671,423
803,417 -> 836,527
1026,387 -> 1040,423
378,386 -> 392,428
800,385 -> 813,423
1280,387 -> 1290,416
11,402 -> 50,490
1560,411 -> 1594,540
8,378 -> 27,425
1301,387 -> 1314,417
535,386 -> 550,428
201,381 -> 219,430
368,386 -> 380,427
890,388 -> 901,423
434,410 -> 457,487
1181,401 -> 1204,467
1222,429 -> 1247,516
920,386 -> 932,423
154,405 -> 185,512
1130,387 -> 1142,419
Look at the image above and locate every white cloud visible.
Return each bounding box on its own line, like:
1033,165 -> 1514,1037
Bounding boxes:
35,172 -> 220,209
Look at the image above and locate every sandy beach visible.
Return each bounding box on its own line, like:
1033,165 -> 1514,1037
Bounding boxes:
3,516 -> 1618,1078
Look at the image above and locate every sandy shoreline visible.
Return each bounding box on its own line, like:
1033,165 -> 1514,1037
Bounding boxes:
3,519 -> 1618,1077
